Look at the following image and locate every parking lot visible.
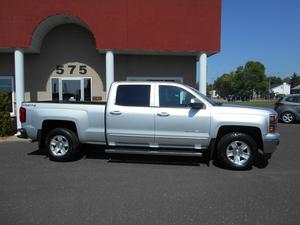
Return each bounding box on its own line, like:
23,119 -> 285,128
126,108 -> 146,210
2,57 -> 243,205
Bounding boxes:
0,123 -> 300,225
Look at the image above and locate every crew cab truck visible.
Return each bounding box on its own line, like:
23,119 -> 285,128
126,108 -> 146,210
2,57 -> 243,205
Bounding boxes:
18,81 -> 280,170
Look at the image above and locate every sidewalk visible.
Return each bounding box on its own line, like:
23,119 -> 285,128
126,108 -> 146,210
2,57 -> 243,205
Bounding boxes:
0,135 -> 32,143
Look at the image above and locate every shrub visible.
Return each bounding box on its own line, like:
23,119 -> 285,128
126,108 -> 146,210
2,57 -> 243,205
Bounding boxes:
0,91 -> 12,136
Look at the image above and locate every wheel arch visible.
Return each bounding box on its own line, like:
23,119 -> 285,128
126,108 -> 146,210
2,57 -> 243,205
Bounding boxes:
39,120 -> 78,148
210,125 -> 263,160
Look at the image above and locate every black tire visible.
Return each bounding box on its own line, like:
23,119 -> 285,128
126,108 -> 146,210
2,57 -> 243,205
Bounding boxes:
216,132 -> 257,170
45,128 -> 80,162
281,111 -> 295,124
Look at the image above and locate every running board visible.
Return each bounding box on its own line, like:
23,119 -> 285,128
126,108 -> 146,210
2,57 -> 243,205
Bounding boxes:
105,148 -> 203,157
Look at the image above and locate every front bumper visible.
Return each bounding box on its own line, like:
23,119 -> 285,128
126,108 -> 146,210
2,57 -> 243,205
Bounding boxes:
263,133 -> 280,154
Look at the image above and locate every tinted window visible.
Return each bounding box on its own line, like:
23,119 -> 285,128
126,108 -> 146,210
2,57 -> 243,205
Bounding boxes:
286,97 -> 297,103
159,85 -> 195,107
116,85 -> 150,107
295,96 -> 300,103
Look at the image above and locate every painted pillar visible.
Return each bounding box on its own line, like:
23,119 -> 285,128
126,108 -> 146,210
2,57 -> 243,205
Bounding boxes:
198,53 -> 207,95
14,49 -> 24,129
106,51 -> 114,93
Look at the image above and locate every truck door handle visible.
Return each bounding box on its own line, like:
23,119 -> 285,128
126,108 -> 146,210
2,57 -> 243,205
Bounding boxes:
157,112 -> 170,117
110,111 -> 122,115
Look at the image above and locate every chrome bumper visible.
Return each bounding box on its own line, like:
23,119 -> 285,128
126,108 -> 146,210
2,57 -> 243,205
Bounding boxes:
263,133 -> 280,154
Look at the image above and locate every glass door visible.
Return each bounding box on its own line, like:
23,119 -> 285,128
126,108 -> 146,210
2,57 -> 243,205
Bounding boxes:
51,77 -> 91,102
62,79 -> 81,101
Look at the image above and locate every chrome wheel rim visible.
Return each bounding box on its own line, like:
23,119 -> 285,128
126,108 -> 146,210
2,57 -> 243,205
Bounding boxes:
226,141 -> 250,166
282,113 -> 293,123
50,135 -> 69,156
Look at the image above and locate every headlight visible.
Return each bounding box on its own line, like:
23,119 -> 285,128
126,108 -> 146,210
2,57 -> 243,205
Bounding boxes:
269,115 -> 278,133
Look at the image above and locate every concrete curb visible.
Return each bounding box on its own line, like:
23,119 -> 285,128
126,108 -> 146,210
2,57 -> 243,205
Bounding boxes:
0,136 -> 32,143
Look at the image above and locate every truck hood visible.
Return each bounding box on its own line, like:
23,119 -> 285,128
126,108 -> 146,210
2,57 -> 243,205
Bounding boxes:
212,104 -> 277,116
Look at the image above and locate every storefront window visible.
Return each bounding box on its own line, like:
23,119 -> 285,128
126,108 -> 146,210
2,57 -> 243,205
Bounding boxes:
84,78 -> 91,101
51,77 -> 91,102
51,78 -> 59,101
0,77 -> 14,114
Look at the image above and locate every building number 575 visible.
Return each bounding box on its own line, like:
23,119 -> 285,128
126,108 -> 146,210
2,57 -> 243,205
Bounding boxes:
56,65 -> 87,75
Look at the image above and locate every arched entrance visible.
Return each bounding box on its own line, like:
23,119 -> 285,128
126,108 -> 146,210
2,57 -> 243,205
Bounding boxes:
26,15 -> 105,101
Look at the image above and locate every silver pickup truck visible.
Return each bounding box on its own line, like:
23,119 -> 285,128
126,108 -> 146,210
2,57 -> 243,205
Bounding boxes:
18,81 -> 280,170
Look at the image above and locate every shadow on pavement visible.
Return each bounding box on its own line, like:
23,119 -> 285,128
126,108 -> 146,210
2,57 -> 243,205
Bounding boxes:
27,144 -> 210,167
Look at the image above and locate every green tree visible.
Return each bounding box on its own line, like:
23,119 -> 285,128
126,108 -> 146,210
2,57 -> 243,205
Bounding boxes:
268,76 -> 283,86
213,61 -> 268,99
290,72 -> 300,88
0,91 -> 13,136
213,73 -> 234,97
243,61 -> 268,98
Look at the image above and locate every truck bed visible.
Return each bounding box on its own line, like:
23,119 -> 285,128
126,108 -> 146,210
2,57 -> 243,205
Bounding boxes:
22,101 -> 107,144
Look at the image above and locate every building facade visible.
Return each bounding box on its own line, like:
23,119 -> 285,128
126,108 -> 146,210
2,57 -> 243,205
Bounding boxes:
0,0 -> 221,128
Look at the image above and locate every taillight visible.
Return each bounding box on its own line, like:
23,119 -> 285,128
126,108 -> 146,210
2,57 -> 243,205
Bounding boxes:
269,115 -> 277,133
19,107 -> 26,123
275,102 -> 284,107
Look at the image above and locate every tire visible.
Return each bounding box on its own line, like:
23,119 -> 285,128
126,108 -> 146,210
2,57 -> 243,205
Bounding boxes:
281,112 -> 295,124
217,132 -> 257,170
45,128 -> 80,162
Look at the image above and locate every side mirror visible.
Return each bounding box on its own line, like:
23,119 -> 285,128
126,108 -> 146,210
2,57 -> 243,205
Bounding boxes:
189,98 -> 204,109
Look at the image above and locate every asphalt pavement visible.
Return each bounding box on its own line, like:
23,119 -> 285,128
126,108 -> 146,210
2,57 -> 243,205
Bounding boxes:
0,123 -> 299,225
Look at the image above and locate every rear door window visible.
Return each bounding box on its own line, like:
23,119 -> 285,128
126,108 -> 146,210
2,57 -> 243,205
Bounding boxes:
116,85 -> 151,107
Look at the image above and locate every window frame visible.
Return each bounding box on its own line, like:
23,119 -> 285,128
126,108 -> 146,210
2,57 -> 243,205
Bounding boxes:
50,77 -> 92,101
0,76 -> 15,116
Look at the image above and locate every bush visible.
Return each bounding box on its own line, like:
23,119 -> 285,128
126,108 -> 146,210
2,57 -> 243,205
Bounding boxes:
0,91 -> 12,136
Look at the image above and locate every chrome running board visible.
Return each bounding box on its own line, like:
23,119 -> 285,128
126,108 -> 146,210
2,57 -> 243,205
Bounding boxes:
105,148 -> 203,157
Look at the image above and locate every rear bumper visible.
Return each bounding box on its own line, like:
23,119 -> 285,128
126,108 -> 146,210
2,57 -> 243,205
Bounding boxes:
17,128 -> 28,139
263,133 -> 280,154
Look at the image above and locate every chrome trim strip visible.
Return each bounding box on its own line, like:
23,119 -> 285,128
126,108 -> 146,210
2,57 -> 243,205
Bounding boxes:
108,133 -> 153,138
156,135 -> 208,140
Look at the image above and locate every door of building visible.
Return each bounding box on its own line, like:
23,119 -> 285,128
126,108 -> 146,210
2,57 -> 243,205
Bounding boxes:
51,77 -> 91,101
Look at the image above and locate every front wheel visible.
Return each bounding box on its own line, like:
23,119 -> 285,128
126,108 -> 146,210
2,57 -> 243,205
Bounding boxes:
281,112 -> 295,124
45,128 -> 81,162
217,132 -> 257,170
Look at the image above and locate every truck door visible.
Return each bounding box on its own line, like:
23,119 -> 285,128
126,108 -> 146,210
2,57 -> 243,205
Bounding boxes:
154,84 -> 211,149
106,84 -> 155,147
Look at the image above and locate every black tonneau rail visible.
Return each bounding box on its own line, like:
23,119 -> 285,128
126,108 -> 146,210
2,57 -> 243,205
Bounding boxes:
23,101 -> 107,105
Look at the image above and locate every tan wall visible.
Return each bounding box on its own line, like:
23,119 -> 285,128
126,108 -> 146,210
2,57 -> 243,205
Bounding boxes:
24,24 -> 106,101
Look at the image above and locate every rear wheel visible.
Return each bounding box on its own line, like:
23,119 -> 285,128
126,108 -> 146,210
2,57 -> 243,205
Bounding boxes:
281,112 -> 295,124
217,132 -> 257,170
45,128 -> 80,161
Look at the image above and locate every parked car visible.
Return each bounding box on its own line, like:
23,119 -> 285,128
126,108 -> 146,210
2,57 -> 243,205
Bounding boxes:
18,81 -> 280,170
275,94 -> 300,123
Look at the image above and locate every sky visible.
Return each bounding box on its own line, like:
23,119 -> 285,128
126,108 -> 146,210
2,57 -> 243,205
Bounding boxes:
207,0 -> 300,84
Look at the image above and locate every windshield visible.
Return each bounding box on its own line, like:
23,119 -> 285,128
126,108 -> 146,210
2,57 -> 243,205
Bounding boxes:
188,86 -> 218,106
